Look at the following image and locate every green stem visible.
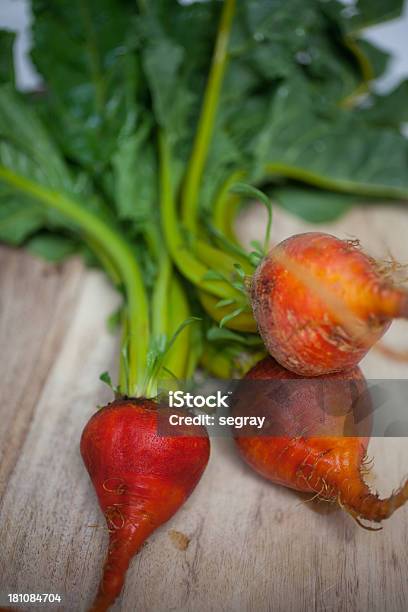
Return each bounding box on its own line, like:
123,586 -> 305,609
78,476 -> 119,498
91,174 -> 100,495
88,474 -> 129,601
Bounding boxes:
194,238 -> 251,276
181,0 -> 236,233
206,227 -> 255,270
159,131 -> 239,299
200,344 -> 267,378
163,276 -> 191,380
159,132 -> 258,332
119,312 -> 129,393
200,343 -> 236,379
143,219 -> 192,382
198,290 -> 256,333
86,235 -> 122,286
152,257 -> 171,338
213,169 -> 246,242
265,163 -> 408,200
148,227 -> 172,339
185,318 -> 203,380
0,166 -> 149,397
340,36 -> 373,109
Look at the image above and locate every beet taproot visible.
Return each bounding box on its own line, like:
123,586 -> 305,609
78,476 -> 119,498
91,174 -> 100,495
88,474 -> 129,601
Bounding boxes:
232,357 -> 408,526
251,232 -> 408,376
81,398 -> 210,611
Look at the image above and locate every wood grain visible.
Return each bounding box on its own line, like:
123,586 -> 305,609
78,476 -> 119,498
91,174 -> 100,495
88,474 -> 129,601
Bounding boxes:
0,204 -> 408,612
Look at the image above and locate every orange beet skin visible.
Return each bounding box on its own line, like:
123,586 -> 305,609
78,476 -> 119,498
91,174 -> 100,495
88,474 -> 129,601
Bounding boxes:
81,399 -> 210,612
233,358 -> 408,526
251,232 -> 408,376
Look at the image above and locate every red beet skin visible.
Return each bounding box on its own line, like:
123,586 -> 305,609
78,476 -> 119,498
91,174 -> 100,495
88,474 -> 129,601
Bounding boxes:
251,232 -> 408,376
233,357 -> 408,525
81,398 -> 210,612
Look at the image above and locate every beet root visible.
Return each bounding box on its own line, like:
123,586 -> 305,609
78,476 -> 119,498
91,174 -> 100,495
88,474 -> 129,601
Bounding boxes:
81,398 -> 210,611
232,357 -> 408,526
251,232 -> 408,376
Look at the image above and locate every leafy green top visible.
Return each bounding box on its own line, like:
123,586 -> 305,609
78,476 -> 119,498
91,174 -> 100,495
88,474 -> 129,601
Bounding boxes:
0,0 -> 407,380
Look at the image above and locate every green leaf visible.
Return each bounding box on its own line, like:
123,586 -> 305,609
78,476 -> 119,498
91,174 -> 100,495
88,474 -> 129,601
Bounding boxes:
207,326 -> 244,344
142,34 -> 185,132
112,123 -> 158,225
0,196 -> 43,244
0,89 -> 67,244
135,0 -> 408,236
0,87 -> 123,285
144,316 -> 201,396
359,80 -> 408,128
233,263 -> 246,279
26,234 -> 78,262
215,298 -> 236,309
249,252 -> 262,265
349,0 -> 404,31
137,0 -> 220,163
242,0 -> 361,103
274,186 -> 354,223
231,182 -> 272,253
231,182 -> 270,209
219,307 -> 244,328
0,30 -> 15,85
99,371 -> 117,392
4,93 -> 115,228
166,316 -> 201,353
356,39 -> 391,80
202,269 -> 227,281
231,280 -> 248,295
253,79 -> 408,200
199,126 -> 243,216
249,240 -> 264,254
206,223 -> 254,267
0,86 -> 71,190
207,326 -> 262,346
31,0 -> 139,171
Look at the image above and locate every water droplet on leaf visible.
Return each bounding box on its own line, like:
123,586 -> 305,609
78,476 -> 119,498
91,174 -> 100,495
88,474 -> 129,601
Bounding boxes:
341,6 -> 359,18
295,51 -> 312,65
253,32 -> 265,42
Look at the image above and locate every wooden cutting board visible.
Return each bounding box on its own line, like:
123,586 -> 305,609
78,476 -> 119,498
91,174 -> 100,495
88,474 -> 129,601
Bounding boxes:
1,204 -> 408,612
